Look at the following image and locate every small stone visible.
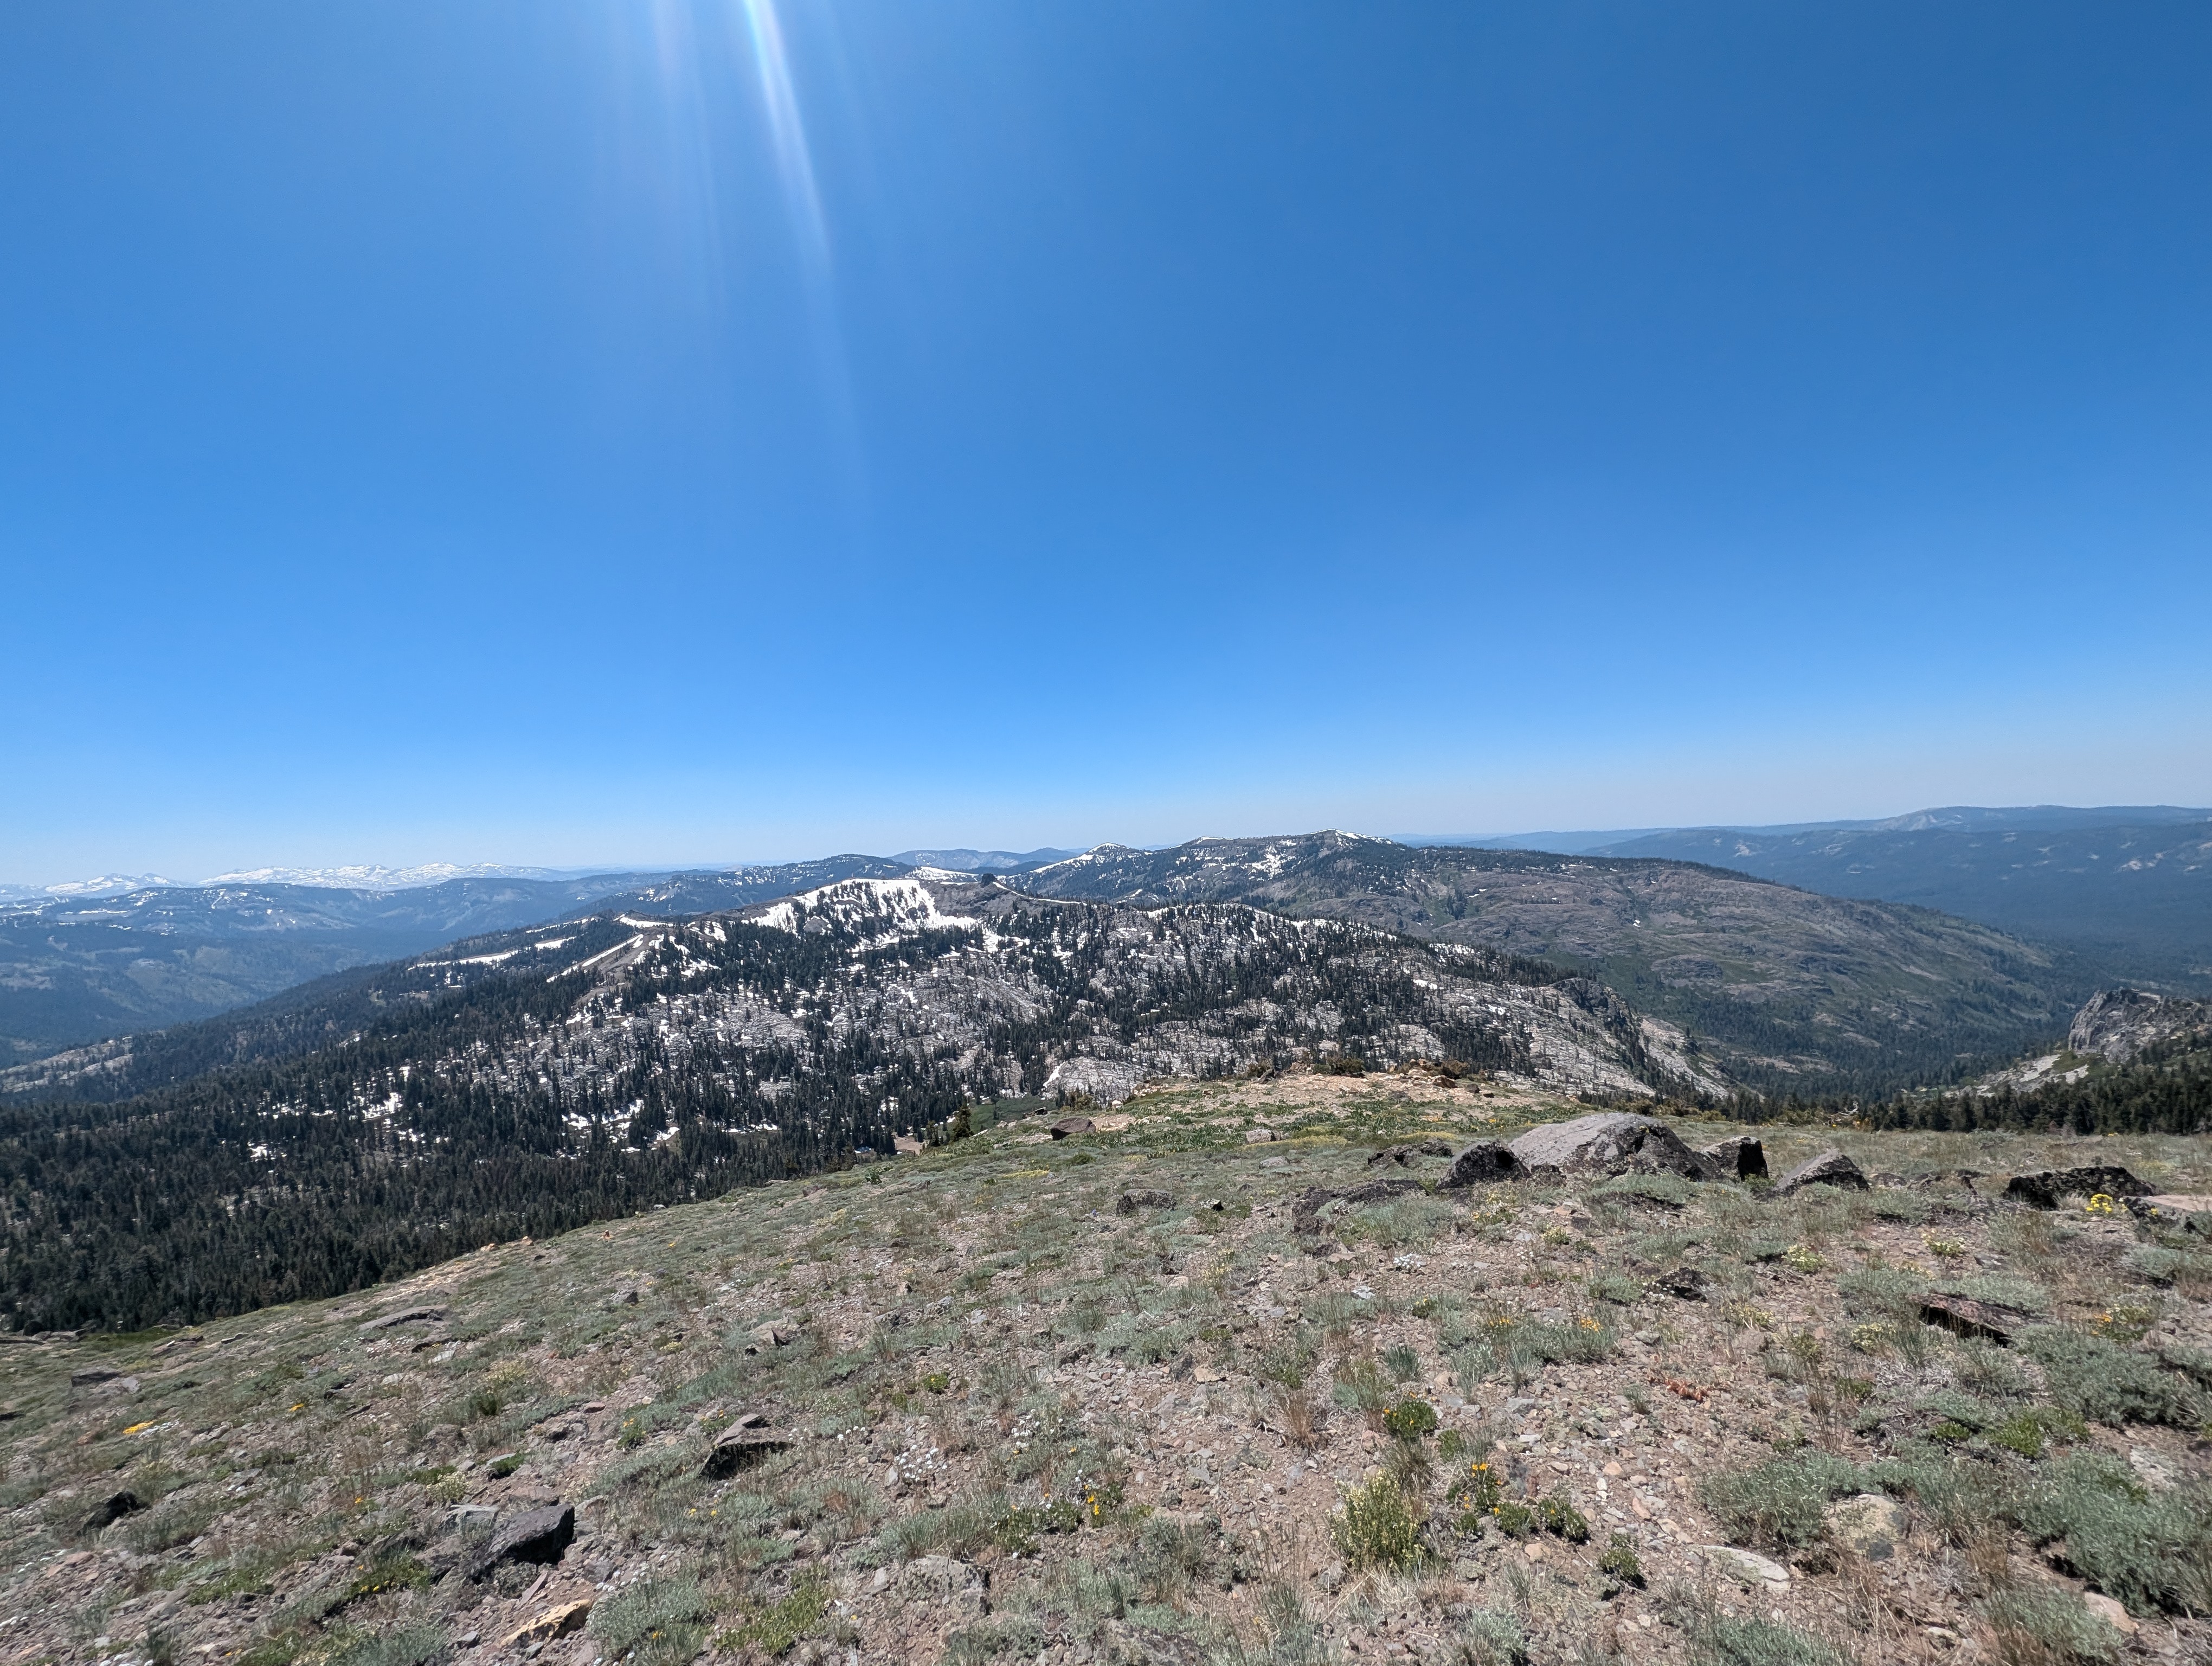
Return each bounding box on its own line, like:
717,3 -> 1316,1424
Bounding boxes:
501,1600 -> 593,1648
750,1322 -> 796,1349
702,1415 -> 792,1479
1824,1493 -> 1904,1561
1702,1545 -> 1790,1586
2080,1592 -> 2137,1635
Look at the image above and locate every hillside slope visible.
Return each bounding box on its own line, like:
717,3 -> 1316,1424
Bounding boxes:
3,1086 -> 2205,1666
0,877 -> 1716,1332
1591,818 -> 2212,989
1011,834 -> 2075,1092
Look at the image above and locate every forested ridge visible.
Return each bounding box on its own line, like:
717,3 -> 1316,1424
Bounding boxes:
1,886 -> 1622,1332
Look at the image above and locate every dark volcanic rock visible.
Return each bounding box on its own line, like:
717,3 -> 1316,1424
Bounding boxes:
68,1367 -> 121,1388
702,1414 -> 791,1479
1439,1142 -> 1523,1188
1367,1140 -> 1454,1168
468,1503 -> 574,1579
1049,1117 -> 1097,1139
1697,1136 -> 1767,1181
1917,1294 -> 2023,1345
78,1491 -> 143,1537
1770,1149 -> 1868,1196
361,1304 -> 447,1332
1650,1266 -> 1708,1301
1293,1178 -> 1423,1240
1506,1113 -> 1706,1181
2001,1166 -> 2150,1209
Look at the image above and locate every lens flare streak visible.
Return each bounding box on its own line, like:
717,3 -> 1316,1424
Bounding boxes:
737,0 -> 830,278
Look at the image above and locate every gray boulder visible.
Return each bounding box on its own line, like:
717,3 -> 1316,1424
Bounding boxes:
1770,1149 -> 1868,1196
1698,1135 -> 1768,1181
1505,1113 -> 1707,1181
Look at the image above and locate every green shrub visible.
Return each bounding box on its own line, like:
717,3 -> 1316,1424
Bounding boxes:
1452,1610 -> 1528,1666
1988,1406 -> 2087,1460
1381,1343 -> 1423,1383
1866,1454 -> 2008,1546
2007,1454 -> 2212,1614
1598,1531 -> 1645,1590
1332,1358 -> 1393,1419
2023,1329 -> 2207,1429
1382,1396 -> 1438,1440
1491,1500 -> 1535,1537
1928,1275 -> 2049,1314
1699,1451 -> 1865,1551
594,1577 -> 715,1666
1535,1495 -> 1589,1543
324,1627 -> 445,1666
1133,1515 -> 1216,1603
1330,1476 -> 1424,1569
1589,1172 -> 1693,1209
1690,1617 -> 1850,1666
1980,1586 -> 2119,1663
944,1618 -> 1047,1663
1588,1271 -> 1643,1306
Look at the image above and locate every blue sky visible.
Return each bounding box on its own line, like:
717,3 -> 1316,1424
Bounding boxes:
3,2 -> 2209,881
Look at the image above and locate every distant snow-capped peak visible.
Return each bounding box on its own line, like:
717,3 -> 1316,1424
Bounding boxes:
0,874 -> 177,904
198,862 -> 572,890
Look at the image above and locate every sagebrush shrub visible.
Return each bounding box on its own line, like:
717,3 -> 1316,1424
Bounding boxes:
1329,1476 -> 1425,1570
1699,1450 -> 1865,1551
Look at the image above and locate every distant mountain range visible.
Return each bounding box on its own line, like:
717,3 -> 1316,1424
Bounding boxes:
1005,831 -> 2075,1093
891,847 -> 1081,871
0,859 -> 901,1063
5,806 -> 2207,1075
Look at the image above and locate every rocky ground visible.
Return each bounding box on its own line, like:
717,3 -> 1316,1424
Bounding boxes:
3,1067 -> 2208,1666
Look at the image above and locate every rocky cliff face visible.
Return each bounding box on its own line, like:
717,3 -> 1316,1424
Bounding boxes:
2067,988 -> 2212,1064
